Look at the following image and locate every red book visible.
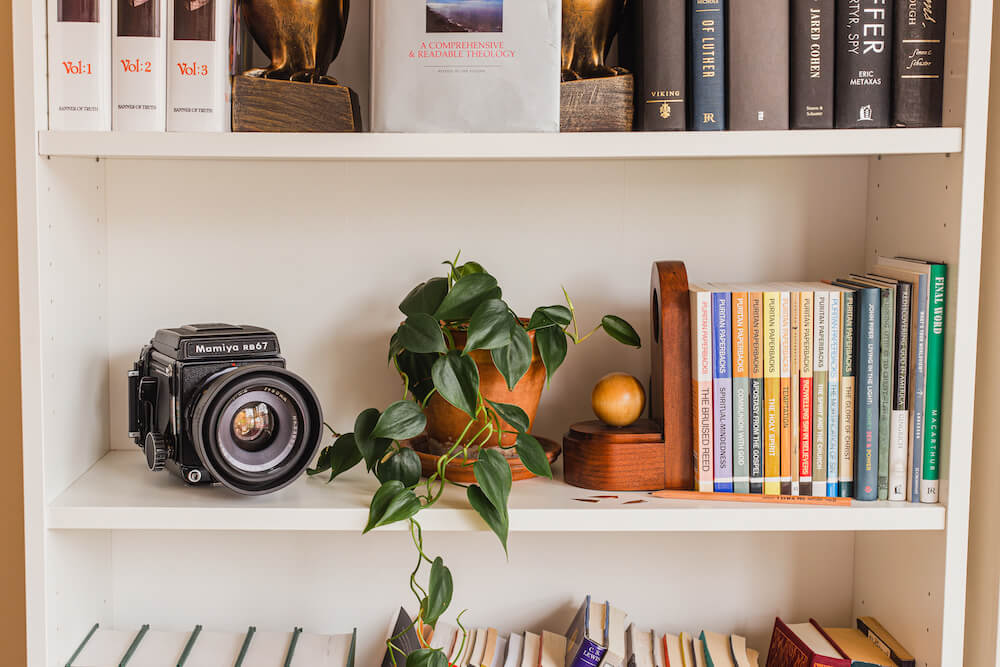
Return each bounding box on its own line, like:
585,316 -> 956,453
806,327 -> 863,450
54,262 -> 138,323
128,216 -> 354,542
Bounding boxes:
766,618 -> 849,667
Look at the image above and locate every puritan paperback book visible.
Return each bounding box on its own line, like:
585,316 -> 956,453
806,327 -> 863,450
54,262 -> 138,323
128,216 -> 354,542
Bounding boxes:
371,0 -> 560,132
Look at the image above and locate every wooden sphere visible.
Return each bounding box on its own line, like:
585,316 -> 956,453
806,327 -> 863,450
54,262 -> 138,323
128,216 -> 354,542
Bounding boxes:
591,372 -> 646,427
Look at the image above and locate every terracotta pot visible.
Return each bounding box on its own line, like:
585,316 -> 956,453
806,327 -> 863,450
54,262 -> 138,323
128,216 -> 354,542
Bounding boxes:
422,326 -> 546,448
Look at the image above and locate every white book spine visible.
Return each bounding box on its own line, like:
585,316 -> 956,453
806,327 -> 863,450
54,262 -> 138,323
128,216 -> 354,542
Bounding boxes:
889,410 -> 909,500
48,0 -> 112,129
692,289 -> 715,493
113,0 -> 168,129
166,0 -> 231,131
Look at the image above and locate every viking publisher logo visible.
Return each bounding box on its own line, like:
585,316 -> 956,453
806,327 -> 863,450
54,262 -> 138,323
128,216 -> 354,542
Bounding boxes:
62,60 -> 93,75
176,61 -> 209,76
121,58 -> 153,73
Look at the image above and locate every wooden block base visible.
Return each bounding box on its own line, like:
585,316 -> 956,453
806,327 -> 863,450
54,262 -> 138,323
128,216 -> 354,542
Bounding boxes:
560,74 -> 634,132
232,76 -> 361,132
563,419 -> 670,491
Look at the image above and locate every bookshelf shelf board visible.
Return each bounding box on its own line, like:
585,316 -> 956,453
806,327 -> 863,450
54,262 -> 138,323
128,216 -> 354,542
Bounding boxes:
37,128 -> 964,161
48,451 -> 946,532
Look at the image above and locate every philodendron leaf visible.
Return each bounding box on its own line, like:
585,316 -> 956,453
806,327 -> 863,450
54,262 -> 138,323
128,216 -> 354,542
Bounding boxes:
406,649 -> 448,667
397,314 -> 447,354
375,447 -> 422,488
526,305 -> 572,330
434,273 -> 501,321
485,399 -> 530,433
602,315 -> 642,348
373,400 -> 428,441
515,432 -> 552,479
473,449 -> 512,518
455,261 -> 485,278
400,277 -> 449,317
388,332 -> 404,363
354,408 -> 386,471
535,325 -> 568,383
468,485 -> 509,554
431,350 -> 480,417
491,324 -> 532,391
464,299 -> 513,352
396,350 -> 437,403
364,480 -> 422,533
422,557 -> 453,628
326,433 -> 365,483
306,445 -> 332,476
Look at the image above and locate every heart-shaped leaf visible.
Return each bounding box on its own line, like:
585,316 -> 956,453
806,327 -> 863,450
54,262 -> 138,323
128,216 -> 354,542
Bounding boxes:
364,480 -> 422,533
422,557 -> 453,628
485,399 -> 530,433
535,325 -> 568,384
325,433 -> 365,483
468,485 -> 509,554
602,315 -> 642,348
397,314 -> 447,354
397,350 -> 437,403
455,261 -> 485,278
465,299 -> 513,352
515,432 -> 552,479
434,273 -> 501,321
431,351 -> 480,417
373,400 -> 428,441
491,324 -> 533,391
354,408 -> 386,471
306,445 -> 332,476
375,447 -> 422,488
406,649 -> 448,667
473,449 -> 512,518
388,332 -> 404,363
400,277 -> 449,317
527,305 -> 572,330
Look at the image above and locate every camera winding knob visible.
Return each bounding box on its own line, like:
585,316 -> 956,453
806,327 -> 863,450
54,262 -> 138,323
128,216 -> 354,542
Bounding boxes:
144,432 -> 168,472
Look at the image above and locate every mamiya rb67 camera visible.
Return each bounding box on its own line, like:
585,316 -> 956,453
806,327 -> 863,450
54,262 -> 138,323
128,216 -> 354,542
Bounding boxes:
128,324 -> 323,495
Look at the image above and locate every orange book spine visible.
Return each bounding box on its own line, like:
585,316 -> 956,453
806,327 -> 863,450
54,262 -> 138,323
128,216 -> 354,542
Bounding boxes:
779,289 -> 792,495
763,291 -> 781,495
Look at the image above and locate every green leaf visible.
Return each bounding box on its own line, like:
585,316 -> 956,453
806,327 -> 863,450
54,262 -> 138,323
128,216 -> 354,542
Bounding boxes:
326,433 -> 364,483
515,432 -> 552,479
375,447 -> 422,488
473,449 -> 512,518
373,400 -> 428,441
464,299 -> 513,352
364,480 -> 422,533
398,313 -> 447,354
388,332 -> 404,363
535,325 -> 568,383
354,408 -> 386,471
397,350 -> 437,403
431,351 -> 480,418
400,277 -> 449,317
306,445 -> 332,476
526,305 -> 572,330
434,273 -> 501,321
467,485 -> 509,554
422,557 -> 453,628
406,649 -> 448,667
485,399 -> 530,433
602,315 -> 642,348
455,261 -> 485,277
490,324 -> 533,391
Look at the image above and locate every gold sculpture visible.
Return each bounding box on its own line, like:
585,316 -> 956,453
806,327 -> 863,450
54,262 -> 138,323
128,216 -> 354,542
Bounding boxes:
561,0 -> 628,81
238,0 -> 348,84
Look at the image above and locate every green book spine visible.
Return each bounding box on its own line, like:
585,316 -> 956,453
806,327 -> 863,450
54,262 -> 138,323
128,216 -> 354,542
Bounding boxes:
875,286 -> 895,500
921,265 -> 946,503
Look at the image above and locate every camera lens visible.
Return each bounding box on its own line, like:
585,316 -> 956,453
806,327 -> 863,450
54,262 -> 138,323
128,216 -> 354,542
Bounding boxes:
190,366 -> 323,495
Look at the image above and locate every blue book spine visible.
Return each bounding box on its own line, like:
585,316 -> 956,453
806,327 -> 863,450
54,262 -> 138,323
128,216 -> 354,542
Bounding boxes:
827,292 -> 841,497
568,640 -> 608,667
565,596 -> 608,667
855,287 -> 881,501
712,292 -> 734,492
910,274 -> 928,502
690,0 -> 726,130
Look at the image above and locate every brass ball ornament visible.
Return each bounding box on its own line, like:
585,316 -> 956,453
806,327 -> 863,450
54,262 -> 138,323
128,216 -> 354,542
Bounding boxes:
591,372 -> 646,427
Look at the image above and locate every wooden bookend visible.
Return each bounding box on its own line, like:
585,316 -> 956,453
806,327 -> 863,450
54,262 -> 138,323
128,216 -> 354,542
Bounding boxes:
232,76 -> 362,132
563,261 -> 694,491
560,74 -> 634,132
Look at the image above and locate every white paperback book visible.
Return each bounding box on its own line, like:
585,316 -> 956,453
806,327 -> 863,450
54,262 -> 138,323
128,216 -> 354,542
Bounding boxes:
371,0 -> 560,132
504,633 -> 524,667
113,0 -> 167,129
166,0 -> 231,131
48,0 -> 112,129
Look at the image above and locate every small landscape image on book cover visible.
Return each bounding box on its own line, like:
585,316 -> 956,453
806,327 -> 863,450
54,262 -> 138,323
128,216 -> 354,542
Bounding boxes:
118,0 -> 159,37
174,0 -> 214,40
427,0 -> 503,33
60,0 -> 99,22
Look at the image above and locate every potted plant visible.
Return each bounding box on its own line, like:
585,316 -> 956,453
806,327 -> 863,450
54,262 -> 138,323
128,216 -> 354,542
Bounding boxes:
309,255 -> 640,665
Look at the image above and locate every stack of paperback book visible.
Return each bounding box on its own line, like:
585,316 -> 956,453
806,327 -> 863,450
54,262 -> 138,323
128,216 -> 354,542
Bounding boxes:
689,256 -> 945,502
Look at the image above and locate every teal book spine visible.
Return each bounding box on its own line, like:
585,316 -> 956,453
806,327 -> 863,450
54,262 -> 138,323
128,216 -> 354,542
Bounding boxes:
854,287 -> 881,501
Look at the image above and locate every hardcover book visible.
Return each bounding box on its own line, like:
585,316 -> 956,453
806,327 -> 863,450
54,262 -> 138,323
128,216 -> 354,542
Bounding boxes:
371,0 -> 560,132
713,291 -> 734,492
689,0 -> 726,129
749,291 -> 766,494
790,0 -> 835,127
892,0 -> 947,126
835,0 -> 893,127
166,0 -> 231,131
799,291 -> 814,496
113,0 -> 166,129
622,0 -> 687,129
732,291 -> 751,493
691,286 -> 716,492
821,628 -> 894,666
763,291 -> 781,495
765,618 -> 849,667
728,0 -> 789,129
48,0 -> 112,129
855,617 -> 915,667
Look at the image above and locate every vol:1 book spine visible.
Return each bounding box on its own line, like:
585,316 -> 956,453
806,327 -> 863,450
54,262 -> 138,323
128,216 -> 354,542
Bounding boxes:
790,0 -> 835,127
624,0 -> 687,129
835,0 -> 893,127
712,292 -> 734,492
690,0 -> 726,129
893,0 -> 947,126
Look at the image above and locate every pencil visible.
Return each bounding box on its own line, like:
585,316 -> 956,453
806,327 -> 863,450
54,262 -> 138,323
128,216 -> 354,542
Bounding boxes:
650,490 -> 852,506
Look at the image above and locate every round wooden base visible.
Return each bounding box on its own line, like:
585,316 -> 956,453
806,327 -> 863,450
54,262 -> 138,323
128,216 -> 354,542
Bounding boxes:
401,435 -> 561,483
562,419 -> 670,491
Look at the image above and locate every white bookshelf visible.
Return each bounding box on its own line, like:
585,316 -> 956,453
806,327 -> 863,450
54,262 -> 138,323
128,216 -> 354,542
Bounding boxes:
12,0 -> 992,663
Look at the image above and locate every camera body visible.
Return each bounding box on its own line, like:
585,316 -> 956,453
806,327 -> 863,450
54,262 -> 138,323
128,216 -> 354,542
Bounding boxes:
128,324 -> 323,495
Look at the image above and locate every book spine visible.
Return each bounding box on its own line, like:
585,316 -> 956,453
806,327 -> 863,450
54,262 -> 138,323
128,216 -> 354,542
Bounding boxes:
826,291 -> 841,497
875,287 -> 894,500
812,291 -> 829,496
855,619 -> 917,667
799,291 -> 814,496
749,293 -> 765,494
790,292 -> 801,495
113,0 -> 167,130
921,265 -> 946,503
909,274 -> 928,502
712,292 -> 734,492
692,290 -> 715,492
835,0 -> 893,127
790,0 -> 835,127
690,0 -> 726,129
166,0 -> 232,131
626,0 -> 687,129
856,289 -> 881,501
732,292 -> 751,493
839,290 -> 857,498
779,291 -> 793,494
889,283 -> 911,500
48,0 -> 112,130
728,0 -> 789,129
764,292 -> 781,495
568,640 -> 608,667
892,0 -> 946,126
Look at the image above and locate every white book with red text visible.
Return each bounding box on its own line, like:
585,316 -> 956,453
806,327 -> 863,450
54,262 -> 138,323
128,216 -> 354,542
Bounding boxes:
48,0 -> 112,129
113,0 -> 167,129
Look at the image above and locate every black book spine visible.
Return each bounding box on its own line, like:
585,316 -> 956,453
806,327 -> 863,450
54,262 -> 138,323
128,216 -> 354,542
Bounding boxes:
622,0 -> 687,130
689,0 -> 726,130
790,0 -> 835,128
892,0 -> 946,126
835,0 -> 893,127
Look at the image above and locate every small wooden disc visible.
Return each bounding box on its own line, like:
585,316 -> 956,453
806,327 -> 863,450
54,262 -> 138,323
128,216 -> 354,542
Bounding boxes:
401,435 -> 561,483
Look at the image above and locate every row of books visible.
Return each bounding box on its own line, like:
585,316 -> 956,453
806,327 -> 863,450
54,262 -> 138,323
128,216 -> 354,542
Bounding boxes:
689,256 -> 946,502
769,616 -> 914,667
629,0 -> 947,131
